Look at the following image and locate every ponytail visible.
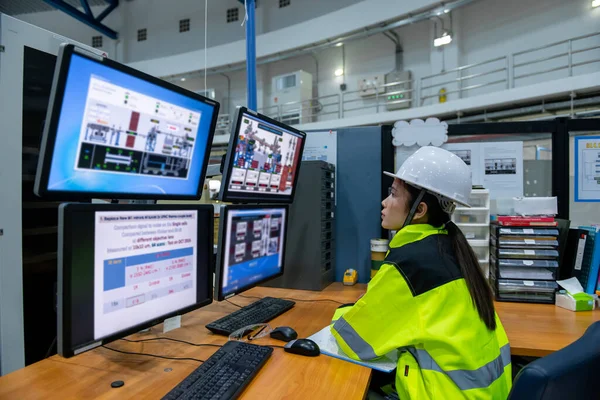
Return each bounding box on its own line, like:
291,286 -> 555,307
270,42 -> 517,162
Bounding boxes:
445,221 -> 496,331
403,182 -> 497,331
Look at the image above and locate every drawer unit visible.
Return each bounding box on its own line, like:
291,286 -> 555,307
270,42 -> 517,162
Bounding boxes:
263,161 -> 336,291
452,189 -> 490,277
490,223 -> 560,303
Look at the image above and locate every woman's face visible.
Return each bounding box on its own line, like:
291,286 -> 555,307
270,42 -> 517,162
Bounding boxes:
381,179 -> 411,230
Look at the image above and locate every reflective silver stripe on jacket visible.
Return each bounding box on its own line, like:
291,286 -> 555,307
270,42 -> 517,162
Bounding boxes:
406,344 -> 511,391
332,316 -> 378,360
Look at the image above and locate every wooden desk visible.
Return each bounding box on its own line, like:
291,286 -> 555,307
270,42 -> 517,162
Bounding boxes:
0,284 -> 369,400
1,283 -> 599,399
495,301 -> 600,357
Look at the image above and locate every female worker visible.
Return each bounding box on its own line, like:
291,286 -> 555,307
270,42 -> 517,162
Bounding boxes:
331,146 -> 511,399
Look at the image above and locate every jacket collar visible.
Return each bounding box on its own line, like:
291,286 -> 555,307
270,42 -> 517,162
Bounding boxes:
389,224 -> 447,249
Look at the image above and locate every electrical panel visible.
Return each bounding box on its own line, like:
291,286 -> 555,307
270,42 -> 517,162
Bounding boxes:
358,74 -> 385,97
269,70 -> 313,124
384,70 -> 412,110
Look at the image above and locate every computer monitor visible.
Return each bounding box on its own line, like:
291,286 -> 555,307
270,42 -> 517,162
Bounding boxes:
219,107 -> 306,203
35,44 -> 220,200
214,205 -> 288,301
57,203 -> 214,357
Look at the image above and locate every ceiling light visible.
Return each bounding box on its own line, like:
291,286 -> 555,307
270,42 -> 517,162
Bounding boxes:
444,9 -> 450,13
593,0 -> 600,8
436,11 -> 442,15
434,33 -> 452,47
334,68 -> 344,77
180,77 -> 186,81
336,42 -> 344,47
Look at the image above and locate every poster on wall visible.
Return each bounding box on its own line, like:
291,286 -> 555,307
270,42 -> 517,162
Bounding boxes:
443,141 -> 524,199
482,142 -> 524,199
443,143 -> 483,186
574,136 -> 600,202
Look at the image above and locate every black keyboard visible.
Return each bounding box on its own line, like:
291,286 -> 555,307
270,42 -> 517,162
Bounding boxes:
162,341 -> 272,400
206,297 -> 295,336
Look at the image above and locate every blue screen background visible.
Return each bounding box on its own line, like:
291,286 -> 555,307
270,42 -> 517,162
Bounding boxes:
221,208 -> 285,296
46,54 -> 216,196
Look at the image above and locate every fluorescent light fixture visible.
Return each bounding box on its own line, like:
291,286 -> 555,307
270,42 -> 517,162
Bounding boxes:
444,9 -> 450,13
434,33 -> 452,47
334,68 -> 344,77
336,42 -> 344,47
180,77 -> 186,81
593,0 -> 600,8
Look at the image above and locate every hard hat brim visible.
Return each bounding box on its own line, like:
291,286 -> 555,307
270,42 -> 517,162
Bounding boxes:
383,171 -> 471,208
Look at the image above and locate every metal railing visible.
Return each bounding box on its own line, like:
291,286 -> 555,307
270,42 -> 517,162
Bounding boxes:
512,32 -> 600,86
258,94 -> 341,125
419,56 -> 509,106
212,31 -> 598,127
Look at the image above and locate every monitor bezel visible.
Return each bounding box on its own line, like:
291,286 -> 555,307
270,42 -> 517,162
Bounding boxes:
214,204 -> 289,301
218,106 -> 306,204
58,203 -> 214,358
34,44 -> 220,201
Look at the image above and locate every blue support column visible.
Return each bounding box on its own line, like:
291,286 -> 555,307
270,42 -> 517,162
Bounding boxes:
245,0 -> 258,111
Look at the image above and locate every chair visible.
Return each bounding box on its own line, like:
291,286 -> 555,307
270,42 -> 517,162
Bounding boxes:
508,320 -> 600,400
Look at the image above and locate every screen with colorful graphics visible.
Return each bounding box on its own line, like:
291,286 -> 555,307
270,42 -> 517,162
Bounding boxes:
215,206 -> 287,300
35,45 -> 219,200
219,108 -> 305,203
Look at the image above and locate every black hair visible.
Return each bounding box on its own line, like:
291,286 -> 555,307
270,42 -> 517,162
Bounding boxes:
403,182 -> 497,331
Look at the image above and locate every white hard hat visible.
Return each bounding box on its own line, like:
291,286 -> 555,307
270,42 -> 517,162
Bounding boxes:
384,146 -> 472,213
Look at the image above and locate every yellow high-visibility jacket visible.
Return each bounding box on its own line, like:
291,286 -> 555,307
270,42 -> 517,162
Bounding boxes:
331,224 -> 511,399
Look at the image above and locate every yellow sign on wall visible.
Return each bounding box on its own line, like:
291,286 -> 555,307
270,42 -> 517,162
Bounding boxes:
439,88 -> 447,103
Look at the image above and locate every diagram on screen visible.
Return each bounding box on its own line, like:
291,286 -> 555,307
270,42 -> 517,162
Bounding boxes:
582,149 -> 600,190
229,116 -> 301,195
75,77 -> 201,180
223,212 -> 284,290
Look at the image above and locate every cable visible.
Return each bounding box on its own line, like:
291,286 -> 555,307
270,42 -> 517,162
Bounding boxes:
102,345 -> 205,363
241,0 -> 248,26
120,337 -> 222,348
204,0 -> 208,94
225,299 -> 243,308
283,297 -> 345,305
44,336 -> 57,359
237,294 -> 345,305
236,294 -> 261,300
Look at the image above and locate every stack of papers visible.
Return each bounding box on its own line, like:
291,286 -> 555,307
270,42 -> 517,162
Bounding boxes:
307,326 -> 399,373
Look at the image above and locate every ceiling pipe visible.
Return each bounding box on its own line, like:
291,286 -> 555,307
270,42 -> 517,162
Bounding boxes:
383,30 -> 403,71
163,0 -> 477,82
220,73 -> 231,115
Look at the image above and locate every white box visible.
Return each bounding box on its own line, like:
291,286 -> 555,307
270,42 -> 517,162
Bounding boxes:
513,197 -> 557,216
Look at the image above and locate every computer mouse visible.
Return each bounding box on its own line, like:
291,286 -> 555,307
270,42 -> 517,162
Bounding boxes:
284,338 -> 320,357
270,326 -> 298,342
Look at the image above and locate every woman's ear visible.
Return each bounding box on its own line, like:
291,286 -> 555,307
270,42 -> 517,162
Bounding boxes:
414,201 -> 428,221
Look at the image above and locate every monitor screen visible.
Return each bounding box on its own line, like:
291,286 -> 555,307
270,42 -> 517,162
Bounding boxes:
219,107 -> 306,203
35,44 -> 219,200
57,203 -> 214,357
215,205 -> 288,301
